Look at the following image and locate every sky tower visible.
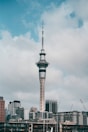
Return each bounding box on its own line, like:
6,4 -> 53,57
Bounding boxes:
36,24 -> 49,112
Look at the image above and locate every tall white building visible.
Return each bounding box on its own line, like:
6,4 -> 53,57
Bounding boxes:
8,100 -> 21,116
24,109 -> 29,120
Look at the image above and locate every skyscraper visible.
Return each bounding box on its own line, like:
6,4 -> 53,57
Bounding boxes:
8,100 -> 21,115
45,100 -> 58,114
0,96 -> 5,122
36,24 -> 49,112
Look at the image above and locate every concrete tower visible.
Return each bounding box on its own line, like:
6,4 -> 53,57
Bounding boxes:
37,24 -> 49,112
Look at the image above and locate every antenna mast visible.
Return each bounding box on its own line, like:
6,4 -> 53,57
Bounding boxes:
42,22 -> 44,50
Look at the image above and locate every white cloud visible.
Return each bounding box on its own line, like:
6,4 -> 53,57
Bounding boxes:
0,30 -> 40,109
67,0 -> 88,20
41,0 -> 88,111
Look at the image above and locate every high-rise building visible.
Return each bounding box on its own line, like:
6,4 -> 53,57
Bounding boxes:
36,24 -> 49,112
45,100 -> 58,114
0,96 -> 5,122
24,109 -> 30,120
16,107 -> 24,119
8,100 -> 21,116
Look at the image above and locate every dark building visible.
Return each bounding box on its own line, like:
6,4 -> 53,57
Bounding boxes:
0,118 -> 56,132
16,107 -> 24,119
45,100 -> 58,114
0,122 -> 88,132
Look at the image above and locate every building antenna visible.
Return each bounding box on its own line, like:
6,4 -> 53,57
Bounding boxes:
42,21 -> 44,50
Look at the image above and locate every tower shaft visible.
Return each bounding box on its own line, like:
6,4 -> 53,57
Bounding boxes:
40,79 -> 45,112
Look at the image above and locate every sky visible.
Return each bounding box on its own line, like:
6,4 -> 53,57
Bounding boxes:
0,0 -> 88,112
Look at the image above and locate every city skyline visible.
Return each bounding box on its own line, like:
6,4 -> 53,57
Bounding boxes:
0,0 -> 88,112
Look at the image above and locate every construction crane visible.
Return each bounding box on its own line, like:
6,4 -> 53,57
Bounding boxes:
80,99 -> 87,111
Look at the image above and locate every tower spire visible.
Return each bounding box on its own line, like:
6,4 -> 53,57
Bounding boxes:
42,21 -> 44,50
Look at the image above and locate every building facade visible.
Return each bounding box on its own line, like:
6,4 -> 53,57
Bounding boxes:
0,121 -> 88,132
16,107 -> 24,119
45,100 -> 58,114
0,97 -> 5,122
8,100 -> 21,116
54,111 -> 87,125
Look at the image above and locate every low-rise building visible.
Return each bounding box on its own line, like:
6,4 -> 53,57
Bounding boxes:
54,111 -> 87,125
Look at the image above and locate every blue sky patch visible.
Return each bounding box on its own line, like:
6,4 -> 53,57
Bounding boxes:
78,19 -> 83,28
0,0 -> 66,40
